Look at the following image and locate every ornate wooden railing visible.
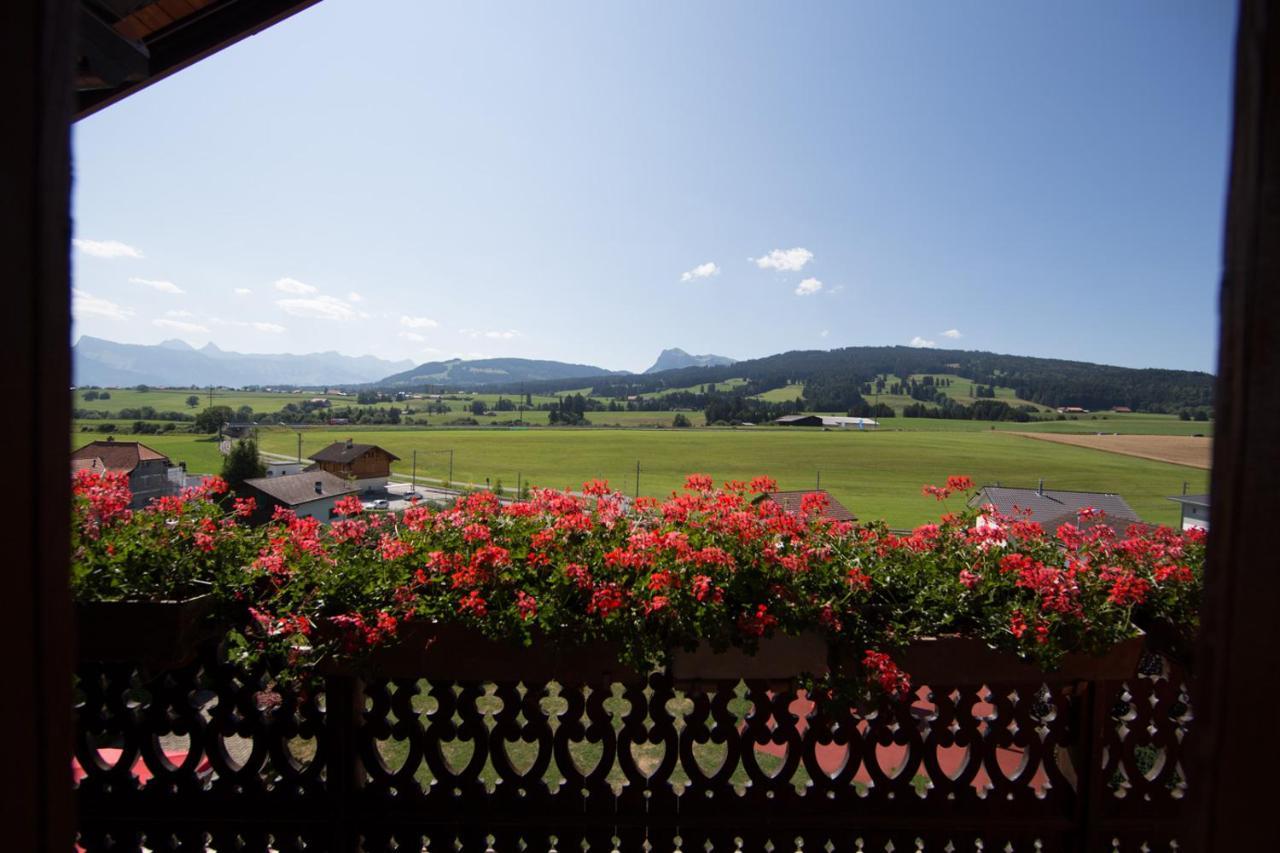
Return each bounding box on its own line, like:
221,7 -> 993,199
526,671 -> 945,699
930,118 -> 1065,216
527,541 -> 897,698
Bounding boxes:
73,636 -> 1191,851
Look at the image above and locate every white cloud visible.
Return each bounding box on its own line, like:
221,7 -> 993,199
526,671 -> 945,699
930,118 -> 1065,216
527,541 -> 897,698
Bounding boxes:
399,331 -> 426,342
153,318 -> 210,333
72,289 -> 133,320
401,315 -> 439,329
276,295 -> 356,321
820,329 -> 830,338
348,292 -> 364,303
73,239 -> 143,259
252,322 -> 286,333
910,336 -> 937,348
680,261 -> 720,282
129,276 -> 184,294
941,328 -> 962,339
795,277 -> 823,296
274,277 -> 317,295
459,328 -> 522,340
234,288 -> 252,296
753,247 -> 813,272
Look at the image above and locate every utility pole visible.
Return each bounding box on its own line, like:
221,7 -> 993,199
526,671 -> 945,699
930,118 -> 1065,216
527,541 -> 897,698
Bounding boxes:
412,450 -> 417,495
635,460 -> 640,499
816,470 -> 821,490
449,449 -> 454,484
296,432 -> 302,463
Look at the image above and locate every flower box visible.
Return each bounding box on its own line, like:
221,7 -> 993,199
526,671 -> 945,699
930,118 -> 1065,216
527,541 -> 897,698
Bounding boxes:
76,589 -> 217,670
326,621 -> 645,684
669,631 -> 831,688
890,633 -> 1147,684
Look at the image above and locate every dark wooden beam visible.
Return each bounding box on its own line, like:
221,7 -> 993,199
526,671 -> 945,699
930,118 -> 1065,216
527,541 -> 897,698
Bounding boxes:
0,0 -> 75,848
1190,0 -> 1280,848
76,0 -> 323,119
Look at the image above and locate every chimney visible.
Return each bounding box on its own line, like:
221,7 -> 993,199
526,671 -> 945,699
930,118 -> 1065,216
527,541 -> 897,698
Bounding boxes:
346,438 -> 354,449
1037,478 -> 1044,496
315,480 -> 323,494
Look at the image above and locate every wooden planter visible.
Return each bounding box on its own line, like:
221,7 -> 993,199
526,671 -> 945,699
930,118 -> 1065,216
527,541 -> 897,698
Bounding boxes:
668,631 -> 1146,689
891,633 -> 1147,684
76,590 -> 217,670
669,632 -> 830,688
330,621 -> 644,684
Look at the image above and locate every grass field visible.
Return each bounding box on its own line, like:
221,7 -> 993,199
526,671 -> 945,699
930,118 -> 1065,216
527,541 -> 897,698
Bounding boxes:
250,426 -> 1204,527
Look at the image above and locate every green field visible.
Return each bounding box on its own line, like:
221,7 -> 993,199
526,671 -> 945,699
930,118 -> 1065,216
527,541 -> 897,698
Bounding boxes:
246,426 -> 1203,527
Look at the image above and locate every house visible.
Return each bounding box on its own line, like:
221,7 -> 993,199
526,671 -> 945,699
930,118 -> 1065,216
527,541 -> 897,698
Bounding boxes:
752,490 -> 857,522
1112,406 -> 1134,413
774,414 -> 879,429
968,483 -> 1142,535
240,472 -> 360,524
1167,493 -> 1210,531
70,437 -> 175,508
1056,406 -> 1089,414
306,439 -> 400,492
264,461 -> 307,478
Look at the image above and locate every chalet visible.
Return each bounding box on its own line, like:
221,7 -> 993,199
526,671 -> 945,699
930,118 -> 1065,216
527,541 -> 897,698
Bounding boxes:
752,490 -> 857,523
774,414 -> 879,429
70,437 -> 175,508
1112,406 -> 1134,413
1167,493 -> 1210,532
240,472 -> 360,525
968,484 -> 1142,535
306,439 -> 400,492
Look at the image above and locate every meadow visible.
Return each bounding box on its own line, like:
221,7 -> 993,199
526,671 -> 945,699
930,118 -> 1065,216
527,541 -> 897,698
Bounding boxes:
250,426 -> 1203,528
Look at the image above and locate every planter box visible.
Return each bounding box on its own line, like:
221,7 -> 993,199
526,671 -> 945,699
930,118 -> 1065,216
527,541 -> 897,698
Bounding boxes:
891,633 -> 1147,684
330,621 -> 644,684
76,592 -> 217,670
669,632 -> 830,688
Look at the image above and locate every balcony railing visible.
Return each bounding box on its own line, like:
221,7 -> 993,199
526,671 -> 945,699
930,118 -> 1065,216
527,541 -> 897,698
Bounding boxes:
73,634 -> 1191,851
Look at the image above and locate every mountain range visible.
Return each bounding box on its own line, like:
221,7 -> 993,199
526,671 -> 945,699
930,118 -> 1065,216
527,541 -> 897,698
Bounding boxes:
73,336 -> 414,387
644,348 -> 736,373
376,357 -> 628,389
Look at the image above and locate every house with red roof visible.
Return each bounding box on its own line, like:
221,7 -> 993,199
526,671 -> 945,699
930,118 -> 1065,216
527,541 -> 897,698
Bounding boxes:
71,437 -> 177,508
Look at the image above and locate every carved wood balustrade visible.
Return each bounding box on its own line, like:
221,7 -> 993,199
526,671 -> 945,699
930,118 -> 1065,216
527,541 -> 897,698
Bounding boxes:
73,634 -> 1191,851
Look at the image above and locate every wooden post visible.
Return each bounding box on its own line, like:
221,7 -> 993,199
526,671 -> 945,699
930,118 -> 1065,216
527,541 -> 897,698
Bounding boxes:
0,1 -> 75,847
1191,1 -> 1280,848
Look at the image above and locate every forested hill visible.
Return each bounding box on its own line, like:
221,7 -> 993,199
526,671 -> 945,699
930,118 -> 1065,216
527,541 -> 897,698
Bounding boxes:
484,346 -> 1214,413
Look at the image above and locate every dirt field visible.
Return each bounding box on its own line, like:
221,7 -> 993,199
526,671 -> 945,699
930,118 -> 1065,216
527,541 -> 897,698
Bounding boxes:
1018,433 -> 1212,469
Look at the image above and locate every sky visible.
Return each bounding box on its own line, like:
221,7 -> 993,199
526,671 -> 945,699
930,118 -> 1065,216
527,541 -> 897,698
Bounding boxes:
71,0 -> 1237,374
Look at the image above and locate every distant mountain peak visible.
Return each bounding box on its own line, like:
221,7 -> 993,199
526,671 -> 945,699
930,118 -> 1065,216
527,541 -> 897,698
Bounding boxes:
645,348 -> 736,374
158,339 -> 194,351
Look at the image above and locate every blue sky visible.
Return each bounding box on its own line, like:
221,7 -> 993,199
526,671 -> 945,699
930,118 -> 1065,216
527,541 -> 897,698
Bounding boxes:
71,0 -> 1236,373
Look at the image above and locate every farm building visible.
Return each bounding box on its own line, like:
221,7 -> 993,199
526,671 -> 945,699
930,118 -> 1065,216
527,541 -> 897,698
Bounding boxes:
753,489 -> 856,522
240,472 -> 360,525
306,439 -> 400,492
264,461 -> 307,478
968,484 -> 1142,535
1112,406 -> 1134,413
1167,493 -> 1210,531
70,437 -> 176,508
774,415 -> 879,429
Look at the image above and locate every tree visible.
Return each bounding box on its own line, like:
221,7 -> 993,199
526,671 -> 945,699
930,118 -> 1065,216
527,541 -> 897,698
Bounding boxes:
194,405 -> 235,433
185,395 -> 200,408
470,400 -> 487,416
672,413 -> 692,428
82,389 -> 100,401
221,438 -> 266,493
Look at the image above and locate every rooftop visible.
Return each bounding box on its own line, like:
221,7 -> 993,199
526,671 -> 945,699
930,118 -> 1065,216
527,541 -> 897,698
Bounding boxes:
70,438 -> 169,474
753,489 -> 857,522
310,440 -> 401,465
243,471 -> 359,506
970,485 -> 1141,531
